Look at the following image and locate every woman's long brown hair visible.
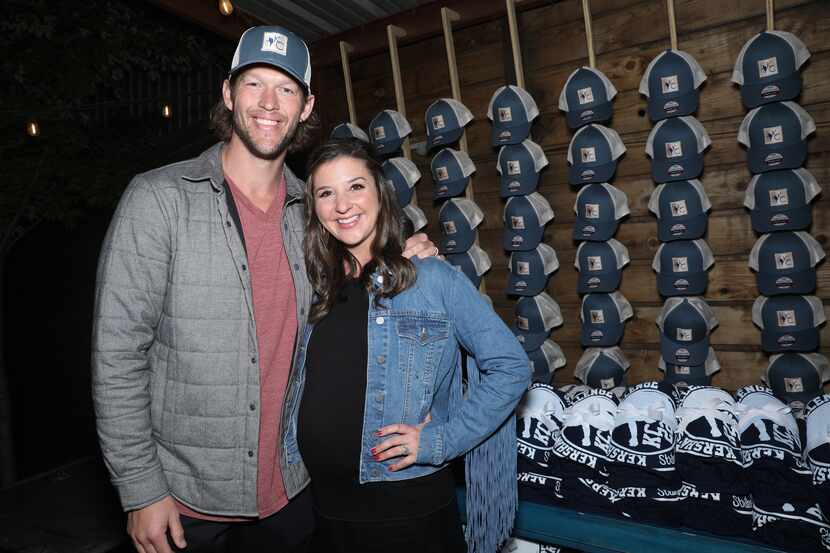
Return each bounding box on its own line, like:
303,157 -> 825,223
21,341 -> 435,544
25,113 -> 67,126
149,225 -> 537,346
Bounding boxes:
304,138 -> 416,323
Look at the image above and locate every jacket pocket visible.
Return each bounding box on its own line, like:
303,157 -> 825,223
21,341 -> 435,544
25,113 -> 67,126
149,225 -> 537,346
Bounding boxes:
395,318 -> 450,420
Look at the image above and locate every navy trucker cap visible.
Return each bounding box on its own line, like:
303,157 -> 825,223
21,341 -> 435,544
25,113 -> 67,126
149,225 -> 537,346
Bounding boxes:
575,347 -> 630,390
402,204 -> 427,234
659,347 -> 720,387
580,292 -> 633,347
431,148 -> 475,200
573,182 -> 630,242
438,198 -> 484,254
656,297 -> 718,367
446,245 -> 491,288
567,124 -> 626,185
737,101 -> 815,174
639,49 -> 707,122
503,192 -> 555,251
369,109 -> 412,155
507,243 -> 560,297
575,239 -> 630,294
497,139 -> 549,198
646,116 -> 711,183
648,179 -> 711,241
487,85 -> 539,146
753,295 -> 825,353
744,168 -> 821,233
749,231 -> 825,295
230,26 -> 311,93
764,353 -> 830,411
559,66 -> 618,129
527,339 -> 567,383
652,239 -> 715,297
330,122 -> 369,142
382,157 -> 421,207
732,30 -> 811,109
425,98 -> 474,150
511,292 -> 564,351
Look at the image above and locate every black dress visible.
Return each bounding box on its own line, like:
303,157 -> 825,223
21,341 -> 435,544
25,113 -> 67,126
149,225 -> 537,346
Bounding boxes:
297,279 -> 466,553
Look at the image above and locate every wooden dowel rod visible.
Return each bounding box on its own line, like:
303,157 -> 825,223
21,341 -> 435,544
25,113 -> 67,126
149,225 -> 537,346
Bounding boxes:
667,0 -> 678,50
581,0 -> 596,68
766,0 -> 775,30
440,7 -> 469,156
387,25 -> 412,161
506,0 -> 525,89
338,41 -> 357,126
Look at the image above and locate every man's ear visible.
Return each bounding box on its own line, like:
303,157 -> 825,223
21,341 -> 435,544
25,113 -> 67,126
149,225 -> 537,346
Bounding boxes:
300,94 -> 315,123
222,79 -> 233,112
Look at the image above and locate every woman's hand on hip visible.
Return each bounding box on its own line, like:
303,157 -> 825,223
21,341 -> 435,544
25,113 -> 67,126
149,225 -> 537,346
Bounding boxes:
373,414 -> 431,471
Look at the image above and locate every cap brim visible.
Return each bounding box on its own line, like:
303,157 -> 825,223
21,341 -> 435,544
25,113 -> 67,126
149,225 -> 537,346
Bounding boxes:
577,270 -> 622,294
572,219 -> 618,242
647,90 -> 699,122
503,227 -> 545,251
757,268 -> 817,296
580,323 -> 624,347
657,271 -> 708,297
750,204 -> 813,233
566,102 -> 613,130
660,334 -> 710,366
492,122 -> 531,146
512,328 -> 549,352
427,128 -> 464,150
229,61 -> 310,94
658,212 -> 708,242
500,174 -> 540,198
433,177 -> 469,200
761,327 -> 821,353
439,231 -> 476,254
651,155 -> 704,184
740,74 -> 802,109
568,159 -> 618,186
747,142 -> 808,174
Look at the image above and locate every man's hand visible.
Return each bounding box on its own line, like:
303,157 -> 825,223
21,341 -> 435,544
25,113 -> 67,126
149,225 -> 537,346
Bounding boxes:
403,233 -> 440,260
127,496 -> 186,553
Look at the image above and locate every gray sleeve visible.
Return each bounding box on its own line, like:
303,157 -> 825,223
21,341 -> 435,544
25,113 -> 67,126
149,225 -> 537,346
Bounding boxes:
91,175 -> 172,511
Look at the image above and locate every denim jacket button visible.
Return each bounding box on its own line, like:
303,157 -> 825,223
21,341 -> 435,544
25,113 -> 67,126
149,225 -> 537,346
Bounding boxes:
375,391 -> 384,403
376,316 -> 385,325
371,469 -> 380,478
377,355 -> 386,364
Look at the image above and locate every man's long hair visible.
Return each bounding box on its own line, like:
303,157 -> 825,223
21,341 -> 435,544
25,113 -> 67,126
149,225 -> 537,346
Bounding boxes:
303,138 -> 416,323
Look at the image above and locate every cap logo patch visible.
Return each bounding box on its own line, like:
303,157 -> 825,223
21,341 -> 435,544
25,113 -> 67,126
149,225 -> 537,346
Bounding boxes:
674,365 -> 691,375
663,100 -> 680,113
784,377 -> 804,393
661,75 -> 680,94
769,188 -> 789,207
673,278 -> 690,289
442,221 -> 457,234
675,348 -> 691,362
517,261 -> 531,276
677,328 -> 693,342
431,114 -> 446,131
513,280 -> 528,290
580,147 -> 597,163
670,200 -> 688,217
758,57 -> 779,78
672,257 -> 689,273
373,126 -> 386,140
511,216 -> 526,230
590,309 -> 605,324
764,125 -> 783,145
435,166 -> 449,181
774,252 -> 794,270
761,84 -> 782,98
587,256 -> 603,271
587,277 -> 601,287
512,236 -> 524,246
498,107 -> 513,122
508,180 -> 521,191
776,309 -> 797,327
578,87 -> 595,105
668,164 -> 685,177
507,160 -> 522,175
771,213 -> 791,225
600,378 -> 615,390
764,152 -> 784,166
665,141 -> 684,158
670,223 -> 688,235
516,315 -> 530,331
262,32 -> 288,55
584,203 -> 600,219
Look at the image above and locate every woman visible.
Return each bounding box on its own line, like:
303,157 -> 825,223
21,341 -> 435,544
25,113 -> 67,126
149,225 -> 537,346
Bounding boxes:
284,138 -> 530,553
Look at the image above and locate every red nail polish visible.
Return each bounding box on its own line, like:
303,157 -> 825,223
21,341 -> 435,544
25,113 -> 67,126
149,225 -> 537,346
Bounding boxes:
370,448 -> 377,455
375,430 -> 382,436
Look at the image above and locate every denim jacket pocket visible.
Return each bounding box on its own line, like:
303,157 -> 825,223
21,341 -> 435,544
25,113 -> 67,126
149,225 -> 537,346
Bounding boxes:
395,317 -> 450,420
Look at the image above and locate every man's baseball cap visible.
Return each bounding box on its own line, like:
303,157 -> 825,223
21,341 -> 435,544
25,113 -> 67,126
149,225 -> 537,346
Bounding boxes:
507,243 -> 560,296
748,231 -> 825,295
425,98 -> 474,150
497,140 -> 549,197
330,122 -> 369,142
430,148 -> 475,200
752,295 -> 825,353
559,66 -> 618,129
580,292 -> 633,347
487,85 -> 539,146
567,124 -> 626,185
646,116 -> 711,183
732,31 -> 811,109
402,204 -> 427,233
743,168 -> 821,233
511,292 -> 563,351
652,239 -> 715,297
648,179 -> 712,241
369,109 -> 412,155
656,297 -> 719,366
573,182 -> 630,242
659,347 -> 721,387
764,353 -> 830,411
639,49 -> 707,122
382,157 -> 421,206
527,339 -> 567,383
446,245 -> 491,288
503,192 -> 555,251
574,347 -> 630,390
737,101 -> 816,174
437,198 -> 484,254
230,26 -> 311,93
575,239 -> 630,294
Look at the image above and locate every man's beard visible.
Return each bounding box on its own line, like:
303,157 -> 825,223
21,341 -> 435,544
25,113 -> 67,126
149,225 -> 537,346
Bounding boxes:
232,108 -> 301,160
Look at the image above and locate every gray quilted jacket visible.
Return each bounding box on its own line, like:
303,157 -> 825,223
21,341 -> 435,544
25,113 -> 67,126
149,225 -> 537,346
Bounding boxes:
91,143 -> 312,515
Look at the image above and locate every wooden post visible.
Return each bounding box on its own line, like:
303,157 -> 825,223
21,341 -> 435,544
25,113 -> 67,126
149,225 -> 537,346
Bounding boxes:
387,25 -> 413,161
667,0 -> 678,50
505,0 -> 525,89
339,41 -> 358,126
581,0 -> 596,68
766,0 -> 775,30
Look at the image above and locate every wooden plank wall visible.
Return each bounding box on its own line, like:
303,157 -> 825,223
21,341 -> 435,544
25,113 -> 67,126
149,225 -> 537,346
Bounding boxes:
310,0 -> 830,392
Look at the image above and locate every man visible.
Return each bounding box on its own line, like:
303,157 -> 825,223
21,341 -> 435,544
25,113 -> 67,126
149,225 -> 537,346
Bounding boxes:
92,26 -> 433,553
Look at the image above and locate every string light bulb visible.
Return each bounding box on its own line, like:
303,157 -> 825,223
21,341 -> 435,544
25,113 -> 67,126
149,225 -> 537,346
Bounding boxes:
26,120 -> 40,137
162,104 -> 172,119
218,0 -> 234,16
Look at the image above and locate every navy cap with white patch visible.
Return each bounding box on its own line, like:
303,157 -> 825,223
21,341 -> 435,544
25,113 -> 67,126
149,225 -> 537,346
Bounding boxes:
230,26 -> 312,93
743,168 -> 821,233
431,148 -> 475,200
764,354 -> 830,411
652,239 -> 715,297
648,180 -> 711,241
487,85 -> 539,146
369,109 -> 412,155
573,182 -> 630,242
446,245 -> 491,288
737,101 -> 815,174
646,116 -> 711,183
381,157 -> 420,206
437,198 -> 484,254
511,292 -> 563,351
575,239 -> 630,294
659,347 -> 721,387
497,140 -> 548,198
527,339 -> 567,383
507,243 -> 560,296
559,66 -> 618,129
732,31 -> 811,108
656,297 -> 718,367
580,292 -> 633,347
639,49 -> 707,122
330,122 -> 369,142
425,98 -> 474,150
567,124 -> 626,185
575,347 -> 630,390
749,231 -> 825,295
752,295 -> 825,353
503,192 -> 555,251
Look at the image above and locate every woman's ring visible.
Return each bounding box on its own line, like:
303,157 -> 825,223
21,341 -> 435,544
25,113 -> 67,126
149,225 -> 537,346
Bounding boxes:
401,445 -> 409,455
